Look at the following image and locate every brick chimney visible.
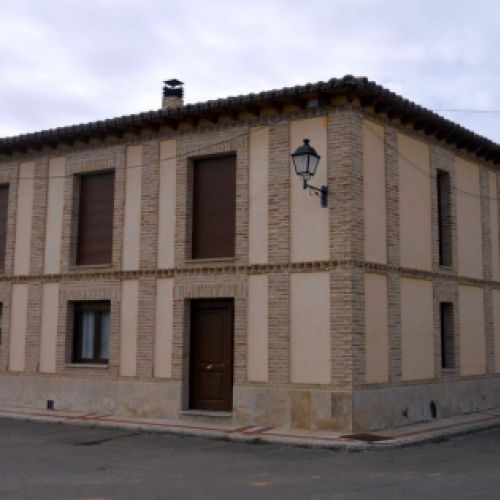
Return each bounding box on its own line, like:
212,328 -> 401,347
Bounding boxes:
162,79 -> 184,109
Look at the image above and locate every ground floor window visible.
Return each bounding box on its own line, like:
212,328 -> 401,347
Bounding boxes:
72,301 -> 110,363
440,302 -> 454,370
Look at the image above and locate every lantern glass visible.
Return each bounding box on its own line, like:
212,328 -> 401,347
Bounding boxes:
291,139 -> 321,180
293,153 -> 310,177
307,154 -> 320,176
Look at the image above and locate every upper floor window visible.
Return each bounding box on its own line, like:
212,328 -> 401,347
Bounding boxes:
72,301 -> 110,364
0,303 -> 3,345
0,185 -> 9,271
191,155 -> 236,259
437,170 -> 452,267
76,171 -> 115,265
440,302 -> 454,370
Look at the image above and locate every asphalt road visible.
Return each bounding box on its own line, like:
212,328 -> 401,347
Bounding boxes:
0,419 -> 499,499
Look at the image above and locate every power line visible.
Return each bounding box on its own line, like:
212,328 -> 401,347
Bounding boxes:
15,126 -> 265,181
364,121 -> 499,203
8,120 -> 500,203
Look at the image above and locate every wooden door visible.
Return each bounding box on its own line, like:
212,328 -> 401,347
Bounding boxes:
189,299 -> 234,411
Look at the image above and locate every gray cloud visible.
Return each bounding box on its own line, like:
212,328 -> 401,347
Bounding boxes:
1,0 -> 499,142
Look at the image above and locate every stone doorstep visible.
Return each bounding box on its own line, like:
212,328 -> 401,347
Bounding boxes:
0,405 -> 499,450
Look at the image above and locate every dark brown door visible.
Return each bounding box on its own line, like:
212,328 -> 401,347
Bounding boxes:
190,299 -> 234,411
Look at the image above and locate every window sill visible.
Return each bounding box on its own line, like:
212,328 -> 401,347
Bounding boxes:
68,264 -> 112,270
438,265 -> 454,272
184,257 -> 235,264
65,363 -> 109,369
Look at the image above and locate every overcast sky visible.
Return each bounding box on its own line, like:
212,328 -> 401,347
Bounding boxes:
1,0 -> 499,142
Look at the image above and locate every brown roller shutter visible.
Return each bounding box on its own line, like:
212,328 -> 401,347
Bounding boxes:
0,186 -> 8,270
192,156 -> 236,259
76,171 -> 115,265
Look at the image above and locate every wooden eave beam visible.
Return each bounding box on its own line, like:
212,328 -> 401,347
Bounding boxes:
466,142 -> 482,154
436,128 -> 451,141
373,101 -> 389,114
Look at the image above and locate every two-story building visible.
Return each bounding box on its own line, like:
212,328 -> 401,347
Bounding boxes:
0,75 -> 499,432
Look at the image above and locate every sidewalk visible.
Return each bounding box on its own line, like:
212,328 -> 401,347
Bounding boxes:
1,405 -> 499,451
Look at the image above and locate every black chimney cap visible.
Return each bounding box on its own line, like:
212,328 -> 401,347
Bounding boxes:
163,79 -> 184,99
163,79 -> 183,87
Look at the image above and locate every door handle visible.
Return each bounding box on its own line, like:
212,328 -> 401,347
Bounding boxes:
206,364 -> 213,371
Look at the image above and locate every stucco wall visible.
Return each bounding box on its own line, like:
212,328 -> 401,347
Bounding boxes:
44,157 -> 65,274
154,278 -> 174,378
247,274 -> 268,382
290,272 -> 330,384
157,140 -> 176,268
494,289 -> 500,373
14,162 -> 35,275
489,171 -> 499,281
400,277 -> 434,381
458,285 -> 486,376
290,117 -> 329,262
9,283 -> 28,372
39,283 -> 59,373
398,134 -> 432,271
120,279 -> 139,376
455,158 -> 483,279
122,145 -> 142,270
248,126 -> 269,264
363,120 -> 387,264
364,272 -> 389,383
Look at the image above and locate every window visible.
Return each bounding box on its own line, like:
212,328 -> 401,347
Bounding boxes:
440,302 -> 454,370
0,185 -> 9,270
437,170 -> 452,266
192,155 -> 236,259
72,301 -> 110,363
76,171 -> 115,265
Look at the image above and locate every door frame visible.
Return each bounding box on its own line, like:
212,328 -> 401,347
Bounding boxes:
188,298 -> 234,411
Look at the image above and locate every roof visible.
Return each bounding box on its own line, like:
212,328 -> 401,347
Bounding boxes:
1,75 -> 499,164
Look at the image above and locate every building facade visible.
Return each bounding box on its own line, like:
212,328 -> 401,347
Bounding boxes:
0,76 -> 499,432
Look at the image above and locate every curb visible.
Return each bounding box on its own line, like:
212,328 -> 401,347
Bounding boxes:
1,409 -> 499,452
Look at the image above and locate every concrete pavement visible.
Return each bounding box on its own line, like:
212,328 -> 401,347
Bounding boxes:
1,404 -> 500,450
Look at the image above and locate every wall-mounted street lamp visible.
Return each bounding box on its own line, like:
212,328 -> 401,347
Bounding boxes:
291,139 -> 328,208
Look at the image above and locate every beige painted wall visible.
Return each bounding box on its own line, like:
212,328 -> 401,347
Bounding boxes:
400,277 -> 434,381
154,278 -> 174,378
363,120 -> 387,264
9,284 -> 28,372
247,274 -> 268,382
458,285 -> 486,376
122,145 -> 142,270
157,140 -> 176,268
456,158 -> 483,279
494,289 -> 500,373
489,172 -> 499,281
39,283 -> 59,373
290,117 -> 329,262
398,134 -> 432,271
364,273 -> 389,383
120,279 -> 138,377
290,271 -> 330,384
248,127 -> 269,264
44,157 -> 65,274
14,162 -> 35,275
